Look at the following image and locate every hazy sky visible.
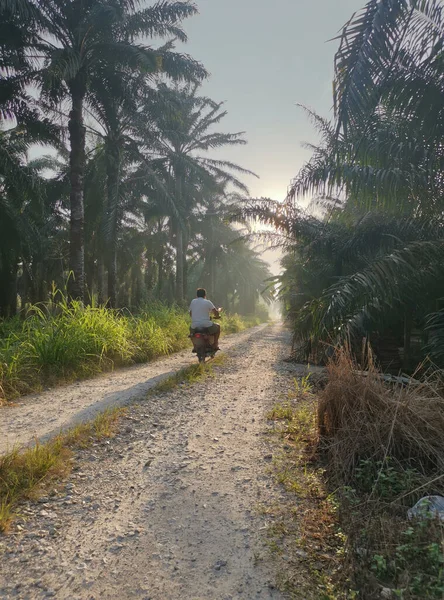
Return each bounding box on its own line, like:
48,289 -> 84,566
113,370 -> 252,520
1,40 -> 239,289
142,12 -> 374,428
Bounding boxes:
180,0 -> 364,200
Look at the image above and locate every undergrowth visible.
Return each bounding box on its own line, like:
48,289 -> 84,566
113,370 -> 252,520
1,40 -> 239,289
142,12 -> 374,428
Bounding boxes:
267,349 -> 444,599
223,313 -> 264,334
0,408 -> 124,533
0,290 -> 264,402
265,383 -> 345,599
321,347 -> 444,599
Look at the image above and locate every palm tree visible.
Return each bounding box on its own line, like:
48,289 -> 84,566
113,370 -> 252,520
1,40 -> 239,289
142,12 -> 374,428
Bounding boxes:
237,1 -> 444,369
0,0 -> 204,302
139,83 -> 257,303
0,126 -> 67,315
87,44 -> 206,306
333,0 -> 444,139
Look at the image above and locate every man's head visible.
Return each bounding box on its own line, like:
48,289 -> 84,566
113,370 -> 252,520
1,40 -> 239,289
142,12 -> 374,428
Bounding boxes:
196,288 -> 206,298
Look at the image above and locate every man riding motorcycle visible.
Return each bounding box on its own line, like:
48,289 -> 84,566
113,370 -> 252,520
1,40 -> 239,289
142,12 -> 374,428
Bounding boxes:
189,288 -> 221,351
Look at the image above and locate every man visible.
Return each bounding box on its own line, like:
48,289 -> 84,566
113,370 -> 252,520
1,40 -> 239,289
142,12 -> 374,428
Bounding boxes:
189,288 -> 221,351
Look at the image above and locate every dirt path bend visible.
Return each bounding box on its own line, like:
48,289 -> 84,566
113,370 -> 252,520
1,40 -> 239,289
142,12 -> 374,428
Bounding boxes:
0,324 -> 268,454
0,324 -> 302,600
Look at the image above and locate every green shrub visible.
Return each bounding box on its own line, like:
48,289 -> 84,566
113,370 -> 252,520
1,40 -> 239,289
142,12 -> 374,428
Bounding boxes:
223,313 -> 247,334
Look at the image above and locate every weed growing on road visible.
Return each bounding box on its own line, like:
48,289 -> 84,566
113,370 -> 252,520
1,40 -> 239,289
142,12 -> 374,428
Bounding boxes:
0,439 -> 70,533
0,408 -> 125,532
264,381 -> 348,599
148,354 -> 227,395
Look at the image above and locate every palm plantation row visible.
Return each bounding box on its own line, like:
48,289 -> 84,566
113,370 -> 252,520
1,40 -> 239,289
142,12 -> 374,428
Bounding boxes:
0,0 -> 271,316
248,0 -> 444,373
252,4 -> 444,597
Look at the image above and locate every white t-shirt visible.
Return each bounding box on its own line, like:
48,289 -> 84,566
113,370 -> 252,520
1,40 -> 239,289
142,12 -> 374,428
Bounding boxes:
189,297 -> 216,328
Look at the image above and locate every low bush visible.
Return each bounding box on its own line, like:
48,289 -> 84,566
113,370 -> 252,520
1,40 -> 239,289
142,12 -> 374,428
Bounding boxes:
222,312 -> 266,334
223,313 -> 247,334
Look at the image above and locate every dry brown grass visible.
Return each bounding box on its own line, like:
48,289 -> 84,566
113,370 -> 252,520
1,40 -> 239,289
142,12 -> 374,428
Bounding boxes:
318,345 -> 444,489
266,350 -> 444,599
317,346 -> 444,599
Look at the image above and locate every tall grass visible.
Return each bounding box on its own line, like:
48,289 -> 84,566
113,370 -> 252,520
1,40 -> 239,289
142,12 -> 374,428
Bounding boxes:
223,313 -> 264,333
0,296 -> 265,403
0,298 -> 190,402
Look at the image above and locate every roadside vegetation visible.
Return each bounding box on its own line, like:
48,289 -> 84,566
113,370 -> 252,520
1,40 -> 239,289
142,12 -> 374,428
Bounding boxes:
267,357 -> 444,599
0,407 -> 125,533
0,0 -> 272,405
243,0 -> 444,375
0,294 -> 266,403
250,1 -> 444,597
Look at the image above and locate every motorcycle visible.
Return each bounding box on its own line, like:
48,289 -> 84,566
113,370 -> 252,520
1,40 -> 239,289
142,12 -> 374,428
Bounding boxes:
190,309 -> 222,364
190,327 -> 217,364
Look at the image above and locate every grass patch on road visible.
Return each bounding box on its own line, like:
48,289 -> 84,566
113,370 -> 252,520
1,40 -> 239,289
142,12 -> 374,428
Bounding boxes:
149,354 -> 227,395
0,407 -> 125,533
265,386 -> 345,599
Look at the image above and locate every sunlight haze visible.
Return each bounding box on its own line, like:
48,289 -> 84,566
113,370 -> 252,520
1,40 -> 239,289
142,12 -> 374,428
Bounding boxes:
180,0 -> 364,200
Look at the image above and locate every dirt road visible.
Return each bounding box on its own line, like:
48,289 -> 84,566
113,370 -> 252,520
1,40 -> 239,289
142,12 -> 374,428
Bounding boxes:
0,325 -> 268,454
0,324 -> 304,600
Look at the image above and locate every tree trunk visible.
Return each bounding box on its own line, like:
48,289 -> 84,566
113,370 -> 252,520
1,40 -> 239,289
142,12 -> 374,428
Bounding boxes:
173,169 -> 185,305
182,229 -> 189,302
85,257 -> 94,306
208,213 -> 215,299
9,262 -> 18,316
156,254 -> 164,298
209,254 -> 216,299
107,252 -> 117,308
145,255 -> 155,292
175,226 -> 184,304
134,260 -> 144,308
97,258 -> 106,306
21,259 -> 32,307
106,142 -> 121,309
0,254 -> 18,318
68,80 -> 86,303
